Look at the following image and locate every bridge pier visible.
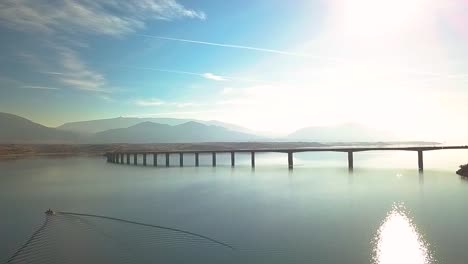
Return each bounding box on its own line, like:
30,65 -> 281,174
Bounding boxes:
133,154 -> 137,165
153,153 -> 157,167
231,152 -> 235,167
126,153 -> 130,164
179,153 -> 184,167
195,153 -> 199,167
166,153 -> 170,167
212,152 -> 217,167
251,152 -> 255,168
288,152 -> 293,169
418,151 -> 424,171
348,151 -> 354,171
143,154 -> 147,166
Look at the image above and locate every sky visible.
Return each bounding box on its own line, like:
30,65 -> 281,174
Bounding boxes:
0,0 -> 468,141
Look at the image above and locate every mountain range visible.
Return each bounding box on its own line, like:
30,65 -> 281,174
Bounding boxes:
0,112 -> 419,144
58,117 -> 254,134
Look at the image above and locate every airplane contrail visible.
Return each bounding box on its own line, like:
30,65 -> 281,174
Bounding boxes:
136,34 -> 339,61
136,34 -> 468,81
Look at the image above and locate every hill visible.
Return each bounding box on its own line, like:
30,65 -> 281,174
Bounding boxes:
92,121 -> 262,143
0,112 -> 79,143
57,117 -> 254,134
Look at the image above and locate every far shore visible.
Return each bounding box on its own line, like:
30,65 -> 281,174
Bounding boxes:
0,142 -> 440,159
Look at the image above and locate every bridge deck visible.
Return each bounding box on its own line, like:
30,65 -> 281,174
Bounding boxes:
107,145 -> 468,155
105,145 -> 468,171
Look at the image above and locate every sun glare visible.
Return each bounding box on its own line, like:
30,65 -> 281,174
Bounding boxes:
372,203 -> 434,264
333,0 -> 434,38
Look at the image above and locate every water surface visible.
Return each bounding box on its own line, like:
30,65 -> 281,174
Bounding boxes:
1,151 -> 468,263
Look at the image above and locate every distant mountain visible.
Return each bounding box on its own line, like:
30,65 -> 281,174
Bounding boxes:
57,117 -> 254,134
287,123 -> 395,142
0,112 -> 79,143
92,121 -> 262,143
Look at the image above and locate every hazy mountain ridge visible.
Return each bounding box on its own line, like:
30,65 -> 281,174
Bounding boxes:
57,117 -> 255,134
0,113 -> 262,144
0,112 -> 440,145
92,121 -> 262,143
0,113 -> 80,143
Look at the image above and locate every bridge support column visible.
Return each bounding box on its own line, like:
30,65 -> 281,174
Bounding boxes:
153,153 -> 157,167
418,151 -> 424,171
110,154 -> 114,163
133,154 -> 137,165
126,153 -> 130,164
179,153 -> 184,167
288,152 -> 293,169
166,153 -> 170,167
231,152 -> 235,167
251,152 -> 255,168
348,151 -> 354,171
195,153 -> 199,167
143,154 -> 147,166
212,152 -> 217,167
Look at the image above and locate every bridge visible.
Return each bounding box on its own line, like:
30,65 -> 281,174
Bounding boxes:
106,145 -> 468,171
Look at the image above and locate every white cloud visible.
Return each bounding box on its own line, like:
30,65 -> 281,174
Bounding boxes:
202,73 -> 226,81
41,48 -> 110,92
135,99 -> 166,106
60,50 -> 105,90
135,98 -> 199,107
2,0 -> 206,94
0,0 -> 205,36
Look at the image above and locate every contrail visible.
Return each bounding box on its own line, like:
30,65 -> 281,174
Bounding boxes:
136,34 -> 339,61
136,34 -> 468,81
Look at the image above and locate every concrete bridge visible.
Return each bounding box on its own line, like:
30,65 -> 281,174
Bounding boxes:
106,145 -> 468,171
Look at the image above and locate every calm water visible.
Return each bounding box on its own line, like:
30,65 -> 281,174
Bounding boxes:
2,150 -> 468,263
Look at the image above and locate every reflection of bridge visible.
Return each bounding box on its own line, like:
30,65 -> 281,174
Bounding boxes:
106,146 -> 468,171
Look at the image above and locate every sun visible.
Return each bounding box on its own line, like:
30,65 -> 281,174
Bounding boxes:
331,0 -> 434,38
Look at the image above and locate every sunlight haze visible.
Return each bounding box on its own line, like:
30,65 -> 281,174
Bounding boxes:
0,0 -> 467,141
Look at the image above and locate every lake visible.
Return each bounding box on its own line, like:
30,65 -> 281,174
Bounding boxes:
1,150 -> 468,263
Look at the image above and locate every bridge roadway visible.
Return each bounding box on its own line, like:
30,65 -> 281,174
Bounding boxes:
106,145 -> 468,171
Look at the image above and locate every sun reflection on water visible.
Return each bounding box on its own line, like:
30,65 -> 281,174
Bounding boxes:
372,203 -> 434,264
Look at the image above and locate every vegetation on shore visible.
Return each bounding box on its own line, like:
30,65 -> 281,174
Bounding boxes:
457,164 -> 468,177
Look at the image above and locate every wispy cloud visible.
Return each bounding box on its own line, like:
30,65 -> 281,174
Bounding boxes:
35,47 -> 110,92
21,85 -> 60,90
2,0 -> 207,95
202,72 -> 226,81
137,34 -> 336,60
135,98 -> 200,108
0,0 -> 205,36
111,65 -> 229,82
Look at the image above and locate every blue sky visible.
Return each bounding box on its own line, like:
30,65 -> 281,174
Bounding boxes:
0,0 -> 467,140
